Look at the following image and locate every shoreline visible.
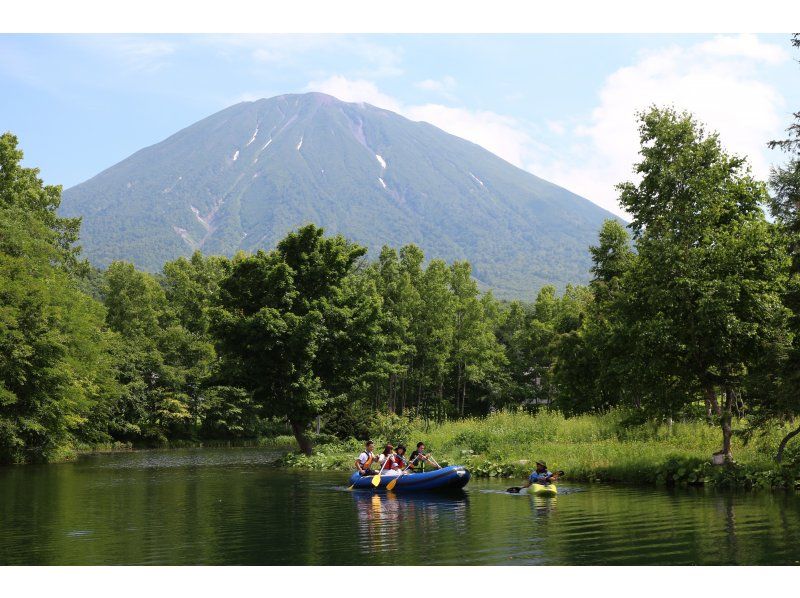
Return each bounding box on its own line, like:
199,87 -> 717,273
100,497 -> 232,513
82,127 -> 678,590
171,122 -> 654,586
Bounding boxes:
9,410 -> 800,491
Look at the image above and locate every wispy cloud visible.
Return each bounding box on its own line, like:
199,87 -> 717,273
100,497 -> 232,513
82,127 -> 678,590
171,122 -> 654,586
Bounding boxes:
414,75 -> 457,99
80,35 -> 177,72
203,34 -> 404,78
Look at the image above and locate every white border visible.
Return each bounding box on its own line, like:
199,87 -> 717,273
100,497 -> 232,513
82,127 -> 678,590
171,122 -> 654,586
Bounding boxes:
1,565 -> 797,596
1,0 -> 799,33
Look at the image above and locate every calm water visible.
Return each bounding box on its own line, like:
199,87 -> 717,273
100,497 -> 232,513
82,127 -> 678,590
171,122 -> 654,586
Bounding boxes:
1,447 -> 799,565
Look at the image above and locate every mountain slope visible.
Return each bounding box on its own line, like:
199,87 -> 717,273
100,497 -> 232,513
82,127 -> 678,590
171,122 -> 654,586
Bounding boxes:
61,92 -> 619,298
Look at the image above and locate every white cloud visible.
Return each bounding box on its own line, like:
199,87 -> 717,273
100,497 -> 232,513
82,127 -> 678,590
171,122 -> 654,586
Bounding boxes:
87,36 -> 176,72
547,120 -> 566,135
415,75 -> 457,95
698,33 -> 789,64
404,104 -> 535,168
531,34 -> 789,218
306,75 -> 403,112
205,34 -> 404,77
306,75 -> 536,169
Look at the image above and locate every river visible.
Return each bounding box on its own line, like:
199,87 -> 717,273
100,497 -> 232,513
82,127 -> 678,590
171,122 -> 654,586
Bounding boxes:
1,447 -> 799,565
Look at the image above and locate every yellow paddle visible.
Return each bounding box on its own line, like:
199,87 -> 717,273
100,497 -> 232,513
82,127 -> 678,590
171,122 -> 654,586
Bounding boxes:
386,459 -> 412,491
372,456 -> 390,487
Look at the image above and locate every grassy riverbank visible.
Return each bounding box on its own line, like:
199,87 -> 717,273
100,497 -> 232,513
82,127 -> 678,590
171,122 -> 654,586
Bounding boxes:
276,410 -> 800,490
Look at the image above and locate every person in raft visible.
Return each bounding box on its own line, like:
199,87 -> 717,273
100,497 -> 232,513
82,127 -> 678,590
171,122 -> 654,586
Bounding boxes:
408,442 -> 441,472
379,445 -> 405,477
355,440 -> 378,476
386,444 -> 409,475
377,443 -> 395,467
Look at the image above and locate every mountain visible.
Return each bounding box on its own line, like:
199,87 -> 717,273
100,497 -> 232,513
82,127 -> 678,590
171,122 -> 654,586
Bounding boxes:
61,92 -> 619,299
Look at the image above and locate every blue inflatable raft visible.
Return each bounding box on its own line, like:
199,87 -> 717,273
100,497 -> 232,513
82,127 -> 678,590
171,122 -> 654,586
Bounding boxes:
348,465 -> 470,492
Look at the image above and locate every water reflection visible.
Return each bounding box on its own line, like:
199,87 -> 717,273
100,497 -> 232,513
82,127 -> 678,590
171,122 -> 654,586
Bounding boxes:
352,490 -> 469,554
2,450 -> 800,565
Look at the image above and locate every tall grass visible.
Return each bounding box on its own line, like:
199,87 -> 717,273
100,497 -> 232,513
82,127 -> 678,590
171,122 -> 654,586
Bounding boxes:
402,409 -> 796,485
280,409 -> 800,488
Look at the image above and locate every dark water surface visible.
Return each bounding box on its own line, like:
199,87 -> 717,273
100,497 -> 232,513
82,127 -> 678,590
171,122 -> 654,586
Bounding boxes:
1,447 -> 799,565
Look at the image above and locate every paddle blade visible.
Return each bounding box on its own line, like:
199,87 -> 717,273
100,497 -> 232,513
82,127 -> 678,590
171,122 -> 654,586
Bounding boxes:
371,474 -> 381,487
506,487 -> 521,493
386,476 -> 398,491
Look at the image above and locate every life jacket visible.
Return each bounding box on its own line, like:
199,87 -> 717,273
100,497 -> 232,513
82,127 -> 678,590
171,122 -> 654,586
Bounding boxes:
359,452 -> 375,469
409,451 -> 426,470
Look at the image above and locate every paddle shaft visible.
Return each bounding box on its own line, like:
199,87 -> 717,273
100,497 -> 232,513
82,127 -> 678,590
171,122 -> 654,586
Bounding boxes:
386,457 -> 413,490
348,453 -> 376,489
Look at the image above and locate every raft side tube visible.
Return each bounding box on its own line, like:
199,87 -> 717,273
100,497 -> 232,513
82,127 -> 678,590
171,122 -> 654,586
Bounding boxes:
348,465 -> 470,492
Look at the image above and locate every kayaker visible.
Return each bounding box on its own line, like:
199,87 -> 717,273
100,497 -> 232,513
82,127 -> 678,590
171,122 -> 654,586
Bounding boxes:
409,442 -> 441,471
521,461 -> 557,488
355,440 -> 377,476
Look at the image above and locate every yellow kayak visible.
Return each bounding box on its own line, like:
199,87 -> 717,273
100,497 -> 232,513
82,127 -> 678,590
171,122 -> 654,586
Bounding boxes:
529,483 -> 557,496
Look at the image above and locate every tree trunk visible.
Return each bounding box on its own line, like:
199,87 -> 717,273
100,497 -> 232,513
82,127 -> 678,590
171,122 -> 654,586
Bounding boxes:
720,414 -> 733,462
717,387 -> 734,464
290,420 -> 313,456
704,385 -> 721,417
388,373 -> 395,413
775,423 -> 800,464
455,363 -> 462,412
400,375 -> 406,415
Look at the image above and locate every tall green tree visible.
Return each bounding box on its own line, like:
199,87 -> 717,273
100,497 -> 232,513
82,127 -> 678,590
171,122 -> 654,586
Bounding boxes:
213,224 -> 383,454
618,107 -> 791,461
0,133 -> 114,463
449,262 -> 507,416
556,220 -> 636,414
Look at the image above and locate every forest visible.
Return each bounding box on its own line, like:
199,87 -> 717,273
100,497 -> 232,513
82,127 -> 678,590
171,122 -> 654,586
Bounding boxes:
2,85 -> 800,469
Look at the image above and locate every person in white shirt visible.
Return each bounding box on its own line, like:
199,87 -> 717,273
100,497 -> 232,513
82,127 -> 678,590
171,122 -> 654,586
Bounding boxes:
354,440 -> 377,476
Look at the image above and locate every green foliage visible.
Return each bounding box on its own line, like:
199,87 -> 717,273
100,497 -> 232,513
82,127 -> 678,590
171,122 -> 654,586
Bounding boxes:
213,224 -> 385,454
7,91 -> 800,478
0,132 -> 116,463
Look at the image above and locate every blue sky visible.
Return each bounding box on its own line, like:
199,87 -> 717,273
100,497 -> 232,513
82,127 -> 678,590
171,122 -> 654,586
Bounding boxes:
1,34 -> 797,216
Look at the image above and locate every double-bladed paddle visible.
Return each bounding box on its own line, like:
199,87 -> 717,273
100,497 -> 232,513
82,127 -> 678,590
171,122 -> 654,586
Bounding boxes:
506,471 -> 564,493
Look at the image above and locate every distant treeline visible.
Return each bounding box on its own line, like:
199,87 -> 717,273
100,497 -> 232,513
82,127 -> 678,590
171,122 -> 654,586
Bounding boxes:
2,85 -> 800,464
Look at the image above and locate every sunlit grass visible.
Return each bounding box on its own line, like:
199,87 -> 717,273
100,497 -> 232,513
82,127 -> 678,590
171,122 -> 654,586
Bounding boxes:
280,409 -> 799,487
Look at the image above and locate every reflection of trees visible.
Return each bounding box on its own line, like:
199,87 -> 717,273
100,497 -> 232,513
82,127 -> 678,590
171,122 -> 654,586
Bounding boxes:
351,490 -> 470,563
6,454 -> 800,565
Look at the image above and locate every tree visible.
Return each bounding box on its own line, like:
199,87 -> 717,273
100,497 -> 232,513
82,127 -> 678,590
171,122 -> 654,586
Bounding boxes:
213,224 -> 383,454
162,252 -> 231,336
371,246 -> 419,414
413,259 -> 455,422
555,220 -> 636,415
449,262 -> 507,416
0,133 -> 114,463
617,107 -> 791,461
